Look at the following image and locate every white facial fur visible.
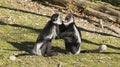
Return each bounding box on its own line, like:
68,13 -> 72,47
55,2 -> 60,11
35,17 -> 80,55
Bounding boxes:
53,15 -> 62,25
64,16 -> 74,26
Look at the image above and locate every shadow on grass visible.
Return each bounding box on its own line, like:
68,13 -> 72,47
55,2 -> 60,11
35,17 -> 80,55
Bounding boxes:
82,38 -> 120,50
0,21 -> 41,33
81,50 -> 120,54
81,39 -> 120,54
74,14 -> 120,37
0,5 -> 50,18
32,0 -> 65,8
32,0 -> 67,14
78,27 -> 120,39
104,26 -> 119,34
7,41 -> 66,57
74,14 -> 99,25
7,39 -> 120,57
7,41 -> 34,53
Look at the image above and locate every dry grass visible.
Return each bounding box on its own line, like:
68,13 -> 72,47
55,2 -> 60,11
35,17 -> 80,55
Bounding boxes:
0,0 -> 120,67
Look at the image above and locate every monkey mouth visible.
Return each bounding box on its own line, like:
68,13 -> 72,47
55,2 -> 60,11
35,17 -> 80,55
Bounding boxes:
64,20 -> 68,23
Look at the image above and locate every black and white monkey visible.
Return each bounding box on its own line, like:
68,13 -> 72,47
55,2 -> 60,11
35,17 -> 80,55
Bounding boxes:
60,14 -> 82,54
32,13 -> 62,56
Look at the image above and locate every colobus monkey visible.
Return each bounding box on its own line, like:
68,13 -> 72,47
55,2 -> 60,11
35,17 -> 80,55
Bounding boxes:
32,13 -> 62,56
60,14 -> 82,54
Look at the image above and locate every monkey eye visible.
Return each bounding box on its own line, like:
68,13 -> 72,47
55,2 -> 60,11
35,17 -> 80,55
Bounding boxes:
65,17 -> 68,21
53,18 -> 57,21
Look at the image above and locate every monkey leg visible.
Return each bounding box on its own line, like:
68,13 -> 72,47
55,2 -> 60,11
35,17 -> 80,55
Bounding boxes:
64,42 -> 72,54
71,43 -> 81,55
44,42 -> 58,57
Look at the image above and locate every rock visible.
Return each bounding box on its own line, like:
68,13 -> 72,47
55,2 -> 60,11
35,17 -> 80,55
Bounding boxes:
97,45 -> 107,52
9,55 -> 16,61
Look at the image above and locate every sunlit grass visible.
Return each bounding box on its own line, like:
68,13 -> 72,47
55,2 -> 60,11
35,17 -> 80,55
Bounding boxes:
0,0 -> 120,67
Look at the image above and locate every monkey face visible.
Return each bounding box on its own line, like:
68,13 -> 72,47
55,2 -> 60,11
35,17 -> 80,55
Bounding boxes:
51,13 -> 62,25
64,14 -> 74,26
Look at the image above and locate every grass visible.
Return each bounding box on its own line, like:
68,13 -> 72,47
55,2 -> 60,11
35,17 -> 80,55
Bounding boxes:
0,0 -> 120,67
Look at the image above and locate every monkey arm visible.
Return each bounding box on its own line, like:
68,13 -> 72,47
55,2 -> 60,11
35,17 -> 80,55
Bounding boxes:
54,32 -> 65,39
59,32 -> 74,38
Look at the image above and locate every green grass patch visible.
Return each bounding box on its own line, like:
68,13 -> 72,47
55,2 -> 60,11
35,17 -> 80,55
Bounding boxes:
0,0 -> 120,67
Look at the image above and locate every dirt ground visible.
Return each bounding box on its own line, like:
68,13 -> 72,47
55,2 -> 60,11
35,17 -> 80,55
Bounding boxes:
26,0 -> 120,38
